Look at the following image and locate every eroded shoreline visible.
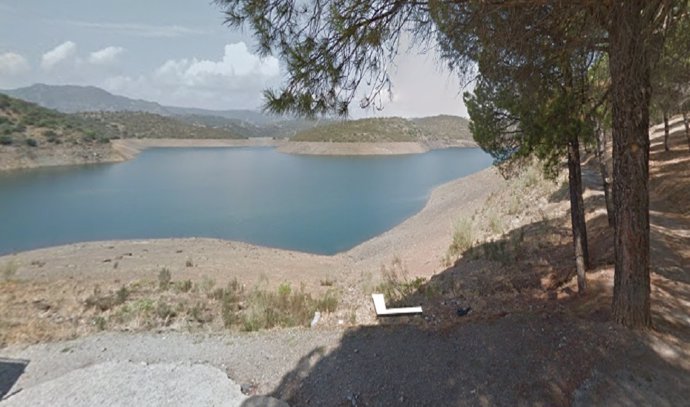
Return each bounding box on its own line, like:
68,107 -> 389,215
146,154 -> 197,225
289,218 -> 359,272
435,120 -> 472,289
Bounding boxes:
0,165 -> 503,289
0,138 -> 480,172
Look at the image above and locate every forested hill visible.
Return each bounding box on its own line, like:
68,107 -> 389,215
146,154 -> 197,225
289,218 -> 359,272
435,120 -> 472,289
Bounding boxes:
1,84 -> 319,137
79,111 -> 245,140
0,93 -> 121,147
412,115 -> 473,143
291,115 -> 475,144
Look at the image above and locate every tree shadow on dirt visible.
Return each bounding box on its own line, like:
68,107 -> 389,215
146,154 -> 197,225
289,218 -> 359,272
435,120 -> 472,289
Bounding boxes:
244,134 -> 690,406
0,358 -> 28,400
247,210 -> 687,405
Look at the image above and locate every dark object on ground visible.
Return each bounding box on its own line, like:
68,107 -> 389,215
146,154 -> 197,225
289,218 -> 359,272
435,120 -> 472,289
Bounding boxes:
456,307 -> 472,317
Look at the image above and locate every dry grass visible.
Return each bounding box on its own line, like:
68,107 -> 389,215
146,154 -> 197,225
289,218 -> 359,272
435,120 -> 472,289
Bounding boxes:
375,257 -> 429,304
1,260 -> 18,280
0,270 -> 340,346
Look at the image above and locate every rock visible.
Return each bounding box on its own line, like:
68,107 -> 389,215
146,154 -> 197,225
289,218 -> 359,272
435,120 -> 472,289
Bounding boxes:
456,306 -> 472,317
242,395 -> 290,407
240,382 -> 256,395
310,311 -> 321,328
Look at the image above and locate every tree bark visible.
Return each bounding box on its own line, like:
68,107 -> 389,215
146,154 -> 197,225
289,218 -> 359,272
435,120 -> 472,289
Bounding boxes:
595,122 -> 615,227
567,136 -> 589,293
683,111 -> 690,149
663,111 -> 670,151
608,2 -> 652,329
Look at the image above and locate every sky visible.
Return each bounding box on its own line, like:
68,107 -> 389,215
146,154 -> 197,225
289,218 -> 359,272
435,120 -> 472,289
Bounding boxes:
0,0 -> 469,118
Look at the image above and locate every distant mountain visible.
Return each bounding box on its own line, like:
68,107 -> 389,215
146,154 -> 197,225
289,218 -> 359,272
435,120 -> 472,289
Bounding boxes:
165,106 -> 278,126
0,84 -> 278,125
2,84 -> 169,115
0,84 -> 322,137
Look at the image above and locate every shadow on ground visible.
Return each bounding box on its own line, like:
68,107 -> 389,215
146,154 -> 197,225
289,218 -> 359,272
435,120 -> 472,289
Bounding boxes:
0,358 -> 28,400
242,131 -> 690,406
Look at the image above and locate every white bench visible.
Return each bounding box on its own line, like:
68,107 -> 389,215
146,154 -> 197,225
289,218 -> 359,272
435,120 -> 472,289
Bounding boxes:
371,293 -> 423,316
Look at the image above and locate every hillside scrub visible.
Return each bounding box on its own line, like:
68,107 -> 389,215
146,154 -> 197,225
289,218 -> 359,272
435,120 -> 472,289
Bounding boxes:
292,115 -> 474,143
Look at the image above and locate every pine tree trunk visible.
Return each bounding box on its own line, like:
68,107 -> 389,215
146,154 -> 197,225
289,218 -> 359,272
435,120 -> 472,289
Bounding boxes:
608,1 -> 652,329
595,123 -> 615,227
567,136 -> 589,293
663,111 -> 670,151
683,112 -> 690,149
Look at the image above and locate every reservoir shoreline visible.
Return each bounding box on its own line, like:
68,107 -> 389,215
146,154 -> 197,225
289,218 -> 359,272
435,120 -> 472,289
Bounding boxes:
0,164 -> 501,291
1,138 -> 478,172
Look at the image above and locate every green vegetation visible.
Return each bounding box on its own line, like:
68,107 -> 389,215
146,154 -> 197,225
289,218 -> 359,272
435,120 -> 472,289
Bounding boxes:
375,257 -> 428,304
1,260 -> 18,280
158,268 -> 172,290
0,93 -> 245,159
292,115 -> 474,143
222,280 -> 338,331
412,115 -> 473,143
80,111 -> 245,140
444,218 -> 474,266
76,274 -> 339,333
293,117 -> 421,142
0,93 -> 121,147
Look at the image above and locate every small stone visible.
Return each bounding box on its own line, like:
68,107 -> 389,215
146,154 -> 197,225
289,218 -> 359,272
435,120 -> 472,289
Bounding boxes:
240,383 -> 255,395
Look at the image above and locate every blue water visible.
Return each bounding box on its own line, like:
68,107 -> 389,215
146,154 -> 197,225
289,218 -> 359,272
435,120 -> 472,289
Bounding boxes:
0,147 -> 492,255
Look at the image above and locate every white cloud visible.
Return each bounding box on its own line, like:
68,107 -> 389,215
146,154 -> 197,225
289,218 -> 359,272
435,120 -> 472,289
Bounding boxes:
99,42 -> 282,109
41,41 -> 77,70
0,52 -> 30,76
88,46 -> 125,65
154,42 -> 280,89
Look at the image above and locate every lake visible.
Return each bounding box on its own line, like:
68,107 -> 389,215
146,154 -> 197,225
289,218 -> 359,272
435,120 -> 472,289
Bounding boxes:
0,147 -> 492,255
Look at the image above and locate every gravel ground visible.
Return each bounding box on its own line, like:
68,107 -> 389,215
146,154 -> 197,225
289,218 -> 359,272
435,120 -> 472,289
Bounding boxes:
3,314 -> 686,406
2,361 -> 249,407
0,329 -> 340,406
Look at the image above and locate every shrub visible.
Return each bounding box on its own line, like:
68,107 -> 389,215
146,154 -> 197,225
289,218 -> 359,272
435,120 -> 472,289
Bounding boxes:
93,316 -> 107,331
43,130 -> 59,143
319,279 -> 335,287
0,135 -> 12,145
116,286 -> 130,304
1,260 -> 18,280
448,218 -> 474,258
375,257 -> 427,304
82,130 -> 97,142
156,301 -> 176,320
189,302 -> 213,323
158,268 -> 171,290
25,138 -> 38,147
199,276 -> 216,294
176,279 -> 193,293
488,211 -> 503,235
221,279 -> 244,328
315,289 -> 339,313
